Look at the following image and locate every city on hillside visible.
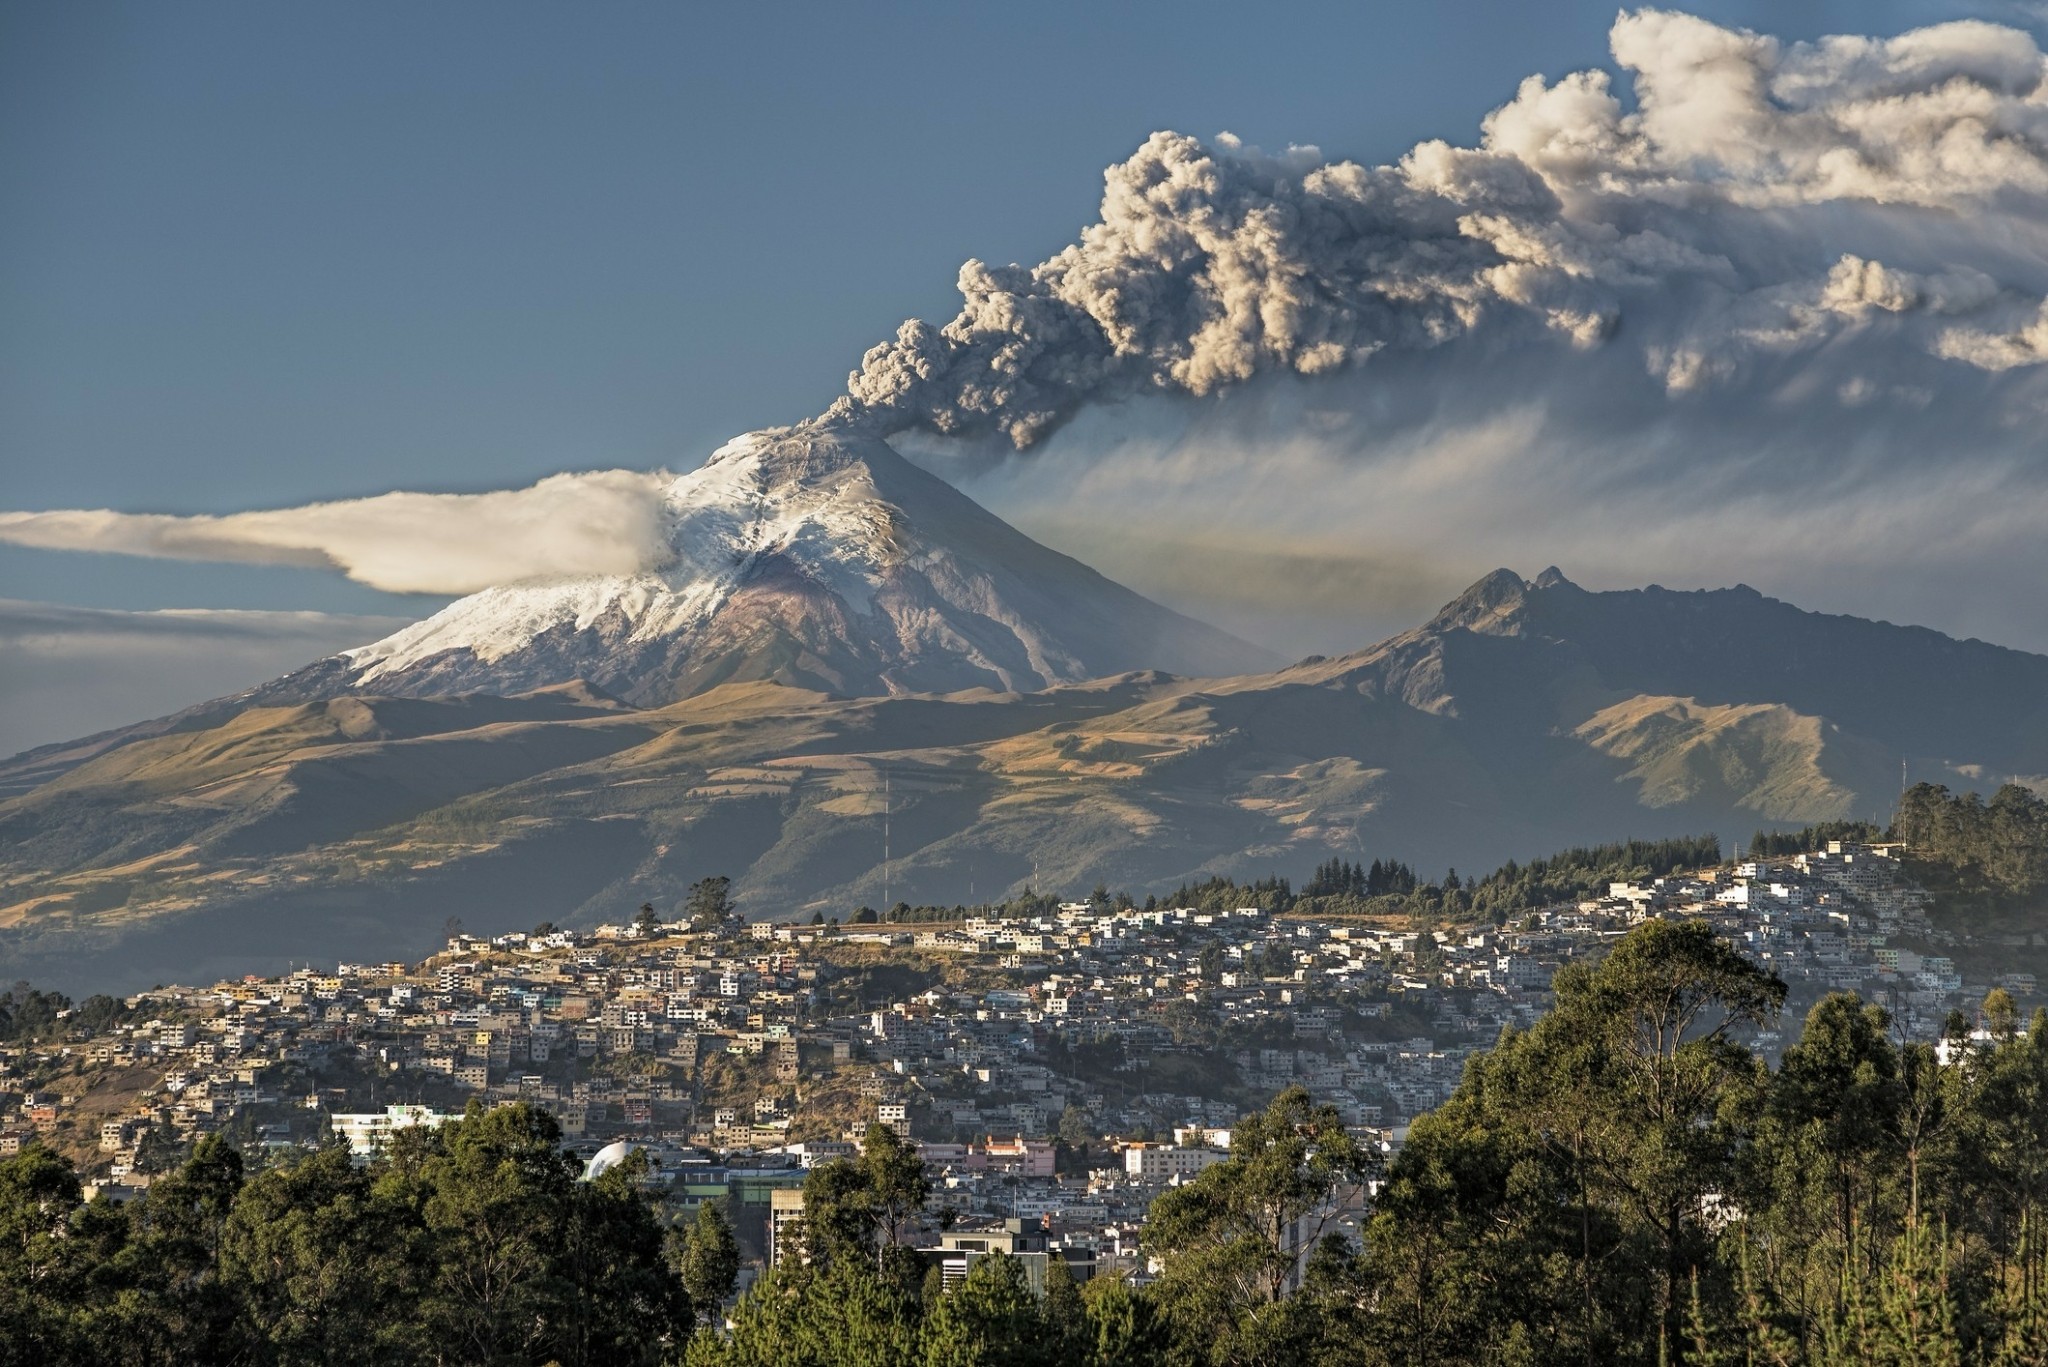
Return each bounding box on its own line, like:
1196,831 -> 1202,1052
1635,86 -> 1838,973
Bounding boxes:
5,832 -> 2036,1291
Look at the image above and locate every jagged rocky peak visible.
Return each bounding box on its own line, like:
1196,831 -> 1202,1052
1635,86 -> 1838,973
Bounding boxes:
1424,566 -> 1594,634
1428,567 -> 1534,632
266,420 -> 1274,707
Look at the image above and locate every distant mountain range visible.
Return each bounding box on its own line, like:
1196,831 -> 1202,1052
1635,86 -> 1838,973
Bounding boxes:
6,426 -> 2046,992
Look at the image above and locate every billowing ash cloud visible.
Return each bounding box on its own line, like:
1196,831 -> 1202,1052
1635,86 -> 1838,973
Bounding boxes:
0,471 -> 674,595
840,9 -> 2048,448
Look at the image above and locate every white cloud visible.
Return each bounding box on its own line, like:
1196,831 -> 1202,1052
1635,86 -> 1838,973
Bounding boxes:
0,601 -> 413,757
0,470 -> 675,595
1935,297 -> 2048,368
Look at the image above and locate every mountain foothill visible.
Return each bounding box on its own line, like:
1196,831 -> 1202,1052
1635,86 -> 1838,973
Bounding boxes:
5,423 -> 2045,992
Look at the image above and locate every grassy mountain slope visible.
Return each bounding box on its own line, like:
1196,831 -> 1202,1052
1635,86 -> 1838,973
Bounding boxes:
5,571 -> 2045,991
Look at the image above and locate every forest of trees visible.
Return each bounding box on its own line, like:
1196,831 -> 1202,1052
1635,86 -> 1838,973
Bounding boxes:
1894,782 -> 2048,902
1304,858 -> 1420,899
1283,834 -> 1724,926
12,920 -> 2048,1364
1,1102 -> 708,1367
1162,874 -> 1296,916
0,982 -> 130,1043
1746,821 -> 1887,859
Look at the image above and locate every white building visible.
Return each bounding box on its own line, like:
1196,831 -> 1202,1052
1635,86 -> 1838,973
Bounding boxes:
1124,1143 -> 1227,1181
329,1103 -> 462,1158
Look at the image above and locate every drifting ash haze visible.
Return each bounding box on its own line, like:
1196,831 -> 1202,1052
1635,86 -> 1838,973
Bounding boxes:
7,9 -> 2048,661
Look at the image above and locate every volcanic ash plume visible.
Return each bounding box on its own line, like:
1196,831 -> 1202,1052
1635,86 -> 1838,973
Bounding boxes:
838,8 -> 2048,448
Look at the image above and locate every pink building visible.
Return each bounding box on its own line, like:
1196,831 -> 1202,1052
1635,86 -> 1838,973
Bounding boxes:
979,1136 -> 1055,1178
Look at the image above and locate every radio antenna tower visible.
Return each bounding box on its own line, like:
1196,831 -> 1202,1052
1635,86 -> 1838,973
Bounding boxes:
883,769 -> 891,910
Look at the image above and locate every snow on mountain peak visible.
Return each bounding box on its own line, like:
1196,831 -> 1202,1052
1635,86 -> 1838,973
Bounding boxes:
326,421 -> 1274,703
343,424 -> 884,680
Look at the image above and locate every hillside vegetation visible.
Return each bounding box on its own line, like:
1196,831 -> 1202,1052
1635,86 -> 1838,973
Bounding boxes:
1894,782 -> 2048,905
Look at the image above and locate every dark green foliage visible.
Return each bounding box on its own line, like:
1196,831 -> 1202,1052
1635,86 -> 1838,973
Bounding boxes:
0,1143 -> 96,1366
798,1123 -> 932,1272
1039,1253 -> 1091,1363
1459,833 -> 1722,922
1360,921 -> 1787,1365
920,1251 -> 1042,1367
1081,1273 -> 1171,1366
1748,821 -> 1886,859
0,1102 -> 690,1367
689,1256 -> 921,1367
687,876 -> 736,931
1895,782 -> 2048,901
877,902 -> 955,924
677,1199 -> 742,1317
875,888 -> 1067,925
1305,858 -> 1416,899
1291,835 -> 1721,925
1165,874 -> 1296,915
219,1141 -> 420,1364
0,981 -> 126,1042
1144,1086 -> 1374,1366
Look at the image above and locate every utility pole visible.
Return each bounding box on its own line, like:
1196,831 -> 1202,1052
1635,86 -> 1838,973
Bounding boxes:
883,769 -> 891,911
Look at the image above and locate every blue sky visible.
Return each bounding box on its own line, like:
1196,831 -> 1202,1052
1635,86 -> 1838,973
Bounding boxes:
2,0 -> 1993,615
5,0 -> 2047,753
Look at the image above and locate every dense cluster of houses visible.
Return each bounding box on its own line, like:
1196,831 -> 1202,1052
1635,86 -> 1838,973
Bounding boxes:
1,841 -> 2029,1278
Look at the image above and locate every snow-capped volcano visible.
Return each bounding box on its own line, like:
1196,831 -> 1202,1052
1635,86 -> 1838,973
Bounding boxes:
281,421 -> 1274,704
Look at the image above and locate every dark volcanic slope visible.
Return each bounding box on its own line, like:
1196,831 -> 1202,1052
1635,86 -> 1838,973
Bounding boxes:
1494,568 -> 2048,772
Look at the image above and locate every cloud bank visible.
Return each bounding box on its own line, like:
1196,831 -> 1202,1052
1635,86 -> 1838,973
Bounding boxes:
0,471 -> 674,595
0,601 -> 412,757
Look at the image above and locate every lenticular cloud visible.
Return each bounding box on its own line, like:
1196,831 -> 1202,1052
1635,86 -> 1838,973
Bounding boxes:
839,9 -> 2048,446
0,471 -> 674,595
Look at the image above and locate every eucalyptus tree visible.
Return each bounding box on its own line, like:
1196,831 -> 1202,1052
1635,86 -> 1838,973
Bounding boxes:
1144,1086 -> 1373,1365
